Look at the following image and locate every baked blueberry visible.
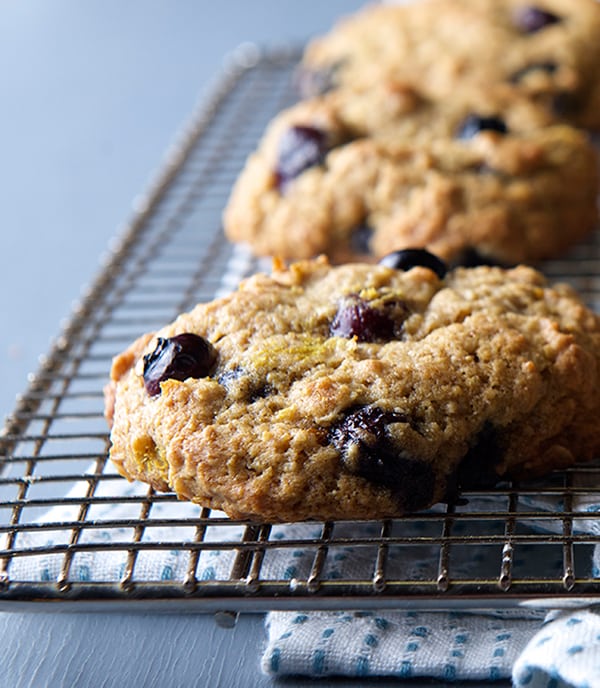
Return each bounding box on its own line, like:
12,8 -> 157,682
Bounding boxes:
295,64 -> 339,97
509,61 -> 558,84
330,293 -> 408,341
330,406 -> 435,511
275,125 -> 328,191
350,223 -> 374,255
456,423 -> 506,489
218,367 -> 273,402
378,248 -> 447,278
456,114 -> 508,139
450,248 -> 504,269
552,91 -> 581,118
513,6 -> 561,33
143,333 -> 217,397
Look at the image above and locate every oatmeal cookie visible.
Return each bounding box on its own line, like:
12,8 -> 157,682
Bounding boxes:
105,253 -> 600,521
223,92 -> 598,265
299,0 -> 600,130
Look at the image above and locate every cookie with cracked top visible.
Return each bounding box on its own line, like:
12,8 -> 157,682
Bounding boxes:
298,0 -> 600,130
223,89 -> 598,265
105,255 -> 600,521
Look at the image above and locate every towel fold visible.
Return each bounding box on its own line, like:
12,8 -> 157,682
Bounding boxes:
512,608 -> 600,687
264,606 -> 600,685
263,609 -> 544,681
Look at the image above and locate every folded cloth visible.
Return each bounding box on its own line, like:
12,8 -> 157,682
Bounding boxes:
263,609 -> 544,681
264,606 -> 600,685
513,608 -> 600,688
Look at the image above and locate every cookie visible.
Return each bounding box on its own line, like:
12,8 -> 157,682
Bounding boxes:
223,90 -> 598,265
299,0 -> 600,130
105,253 -> 600,521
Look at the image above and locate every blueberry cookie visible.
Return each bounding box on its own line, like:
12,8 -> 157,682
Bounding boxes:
299,0 -> 600,130
105,253 -> 600,521
223,91 -> 598,265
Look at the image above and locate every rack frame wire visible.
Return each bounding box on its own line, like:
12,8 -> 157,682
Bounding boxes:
1,46 -> 600,615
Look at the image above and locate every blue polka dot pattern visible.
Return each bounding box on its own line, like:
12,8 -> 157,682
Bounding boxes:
77,564 -> 91,581
200,566 -> 215,581
283,565 -> 297,580
412,626 -> 429,638
513,609 -> 600,688
269,648 -> 280,673
262,609 -> 544,680
355,656 -> 369,676
398,660 -> 413,678
443,664 -> 456,681
312,649 -> 326,674
364,633 -> 378,648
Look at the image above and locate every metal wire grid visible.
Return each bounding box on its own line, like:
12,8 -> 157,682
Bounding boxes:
1,47 -> 600,613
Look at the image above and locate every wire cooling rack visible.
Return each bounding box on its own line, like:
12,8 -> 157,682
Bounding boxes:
2,46 -> 600,616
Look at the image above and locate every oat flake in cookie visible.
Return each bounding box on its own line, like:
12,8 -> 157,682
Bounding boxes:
105,254 -> 600,522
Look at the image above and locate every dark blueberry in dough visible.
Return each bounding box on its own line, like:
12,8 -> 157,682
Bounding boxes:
513,6 -> 561,33
509,61 -> 558,84
217,367 -> 243,390
330,293 -> 408,342
552,91 -> 581,118
456,114 -> 508,139
350,224 -> 374,255
456,423 -> 506,489
295,64 -> 338,97
249,382 -> 276,402
143,333 -> 217,397
330,406 -> 435,512
218,367 -> 273,401
450,248 -> 505,268
378,248 -> 447,279
275,125 -> 328,191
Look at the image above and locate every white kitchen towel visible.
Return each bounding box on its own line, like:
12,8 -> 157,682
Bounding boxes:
263,607 -> 600,684
6,463 -> 600,685
260,493 -> 600,684
263,609 -> 544,681
260,473 -> 600,682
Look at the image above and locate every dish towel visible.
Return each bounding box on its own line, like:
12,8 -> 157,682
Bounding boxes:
260,485 -> 600,684
6,464 -> 600,686
263,607 -> 600,685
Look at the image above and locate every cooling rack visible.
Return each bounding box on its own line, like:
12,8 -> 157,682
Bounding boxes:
2,46 -> 600,618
